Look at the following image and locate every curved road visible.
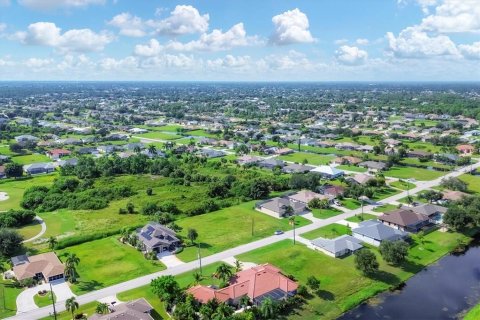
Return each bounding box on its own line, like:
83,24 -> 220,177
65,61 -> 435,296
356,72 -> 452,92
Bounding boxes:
22,216 -> 47,243
7,161 -> 480,320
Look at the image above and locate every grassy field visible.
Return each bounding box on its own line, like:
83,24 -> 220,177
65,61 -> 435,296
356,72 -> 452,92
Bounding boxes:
345,214 -> 377,223
186,129 -> 219,139
372,204 -> 398,213
139,124 -> 182,132
11,153 -> 51,165
311,207 -> 344,219
40,301 -> 98,320
389,180 -> 416,190
135,132 -> 182,141
465,303 -> 480,320
302,223 -> 351,240
0,174 -> 58,211
371,187 -> 401,201
403,141 -> 443,153
337,165 -> 367,173
16,220 -> 42,239
459,174 -> 480,194
57,236 -> 166,295
236,229 -> 471,320
176,201 -> 311,262
341,198 -> 361,210
400,158 -> 451,170
0,280 -> 23,318
0,145 -> 18,156
34,292 -> 55,308
384,166 -> 444,181
277,152 -> 335,165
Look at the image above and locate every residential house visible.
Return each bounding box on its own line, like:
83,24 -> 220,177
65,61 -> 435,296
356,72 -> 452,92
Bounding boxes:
352,220 -> 409,247
256,197 -> 307,218
409,204 -> 447,224
15,135 -> 39,144
77,147 -> 99,155
347,173 -> 375,186
257,158 -> 285,169
88,298 -> 154,320
407,150 -> 432,159
334,156 -> 362,165
187,264 -> 298,306
123,143 -> 145,152
379,208 -> 430,232
435,153 -> 459,165
11,252 -> 64,283
287,190 -> 331,205
310,166 -> 344,179
46,149 -> 71,160
275,148 -> 294,155
358,161 -> 387,172
129,128 -> 148,134
311,235 -> 363,258
24,163 -> 56,175
456,144 -> 475,156
137,223 -> 181,253
97,145 -> 118,154
58,158 -> 78,167
237,155 -> 262,166
282,163 -> 314,174
321,185 -> 345,198
442,189 -> 469,202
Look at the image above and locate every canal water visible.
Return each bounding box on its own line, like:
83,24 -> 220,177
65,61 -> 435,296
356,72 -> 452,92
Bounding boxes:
339,240 -> 480,320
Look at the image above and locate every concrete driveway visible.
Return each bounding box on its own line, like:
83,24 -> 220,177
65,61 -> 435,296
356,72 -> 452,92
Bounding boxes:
158,253 -> 185,268
16,280 -> 75,314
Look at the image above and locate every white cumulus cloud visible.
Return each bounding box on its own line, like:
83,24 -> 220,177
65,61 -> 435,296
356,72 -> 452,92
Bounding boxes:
335,45 -> 368,65
19,0 -> 105,10
151,5 -> 209,36
108,12 -> 146,37
419,0 -> 480,33
134,39 -> 163,57
15,22 -> 114,53
459,42 -> 480,60
270,8 -> 315,45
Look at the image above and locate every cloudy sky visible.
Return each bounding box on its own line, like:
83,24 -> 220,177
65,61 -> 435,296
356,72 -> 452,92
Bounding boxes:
0,0 -> 479,81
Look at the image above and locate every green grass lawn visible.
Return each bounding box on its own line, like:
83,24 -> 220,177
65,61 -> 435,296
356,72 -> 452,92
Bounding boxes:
372,204 -> 398,213
34,291 -> 55,308
135,132 -> 182,141
336,165 -> 367,173
277,152 -> 335,165
400,158 -> 451,170
459,174 -> 480,194
403,141 -> 443,153
176,201 -> 311,262
384,166 -> 445,181
11,153 -> 51,165
187,129 -> 219,139
0,144 -> 18,156
40,301 -> 98,320
139,124 -> 183,132
371,187 -> 401,201
464,303 -> 480,320
57,236 -> 166,295
345,214 -> 377,223
389,180 -> 416,190
301,223 -> 351,240
0,280 -> 23,318
16,220 -> 42,240
236,229 -> 471,320
311,207 -> 344,219
0,173 -> 58,211
341,198 -> 361,210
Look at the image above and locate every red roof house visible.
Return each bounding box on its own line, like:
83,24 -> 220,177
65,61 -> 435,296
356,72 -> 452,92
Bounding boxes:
47,149 -> 71,159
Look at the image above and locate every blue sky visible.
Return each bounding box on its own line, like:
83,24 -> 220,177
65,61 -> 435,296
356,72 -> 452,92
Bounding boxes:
0,0 -> 479,81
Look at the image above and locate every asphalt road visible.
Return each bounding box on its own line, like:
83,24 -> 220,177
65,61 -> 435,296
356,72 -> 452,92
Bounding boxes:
8,161 -> 480,320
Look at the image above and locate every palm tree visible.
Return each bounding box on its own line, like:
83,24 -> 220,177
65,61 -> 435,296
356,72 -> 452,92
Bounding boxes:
260,297 -> 277,319
234,260 -> 242,272
212,302 -> 234,320
47,236 -> 57,250
95,302 -> 109,314
214,263 -> 233,283
64,264 -> 78,283
239,295 -> 250,309
133,146 -> 141,154
120,228 -> 130,244
148,144 -> 157,155
65,253 -> 80,268
187,228 -> 198,245
65,296 -> 79,319
193,271 -> 203,285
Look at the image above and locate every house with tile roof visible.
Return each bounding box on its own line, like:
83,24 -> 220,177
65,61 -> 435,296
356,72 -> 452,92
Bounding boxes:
11,252 -> 64,283
352,220 -> 409,247
88,298 -> 154,320
379,208 -> 430,232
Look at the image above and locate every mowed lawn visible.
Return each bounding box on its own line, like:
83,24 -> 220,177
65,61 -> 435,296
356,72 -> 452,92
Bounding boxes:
384,166 -> 445,181
389,180 -> 416,190
465,303 -> 480,320
459,174 -> 480,194
311,207 -> 344,219
345,213 -> 377,223
0,173 -> 58,211
176,201 -> 311,262
277,152 -> 335,165
236,229 -> 470,320
11,153 -> 51,165
135,131 -> 182,140
58,236 -> 166,295
336,165 -> 367,173
301,223 -> 351,240
16,220 -> 42,240
0,280 -> 23,318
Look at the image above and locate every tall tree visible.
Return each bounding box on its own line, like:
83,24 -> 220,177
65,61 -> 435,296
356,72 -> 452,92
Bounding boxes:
47,236 -> 57,250
354,249 -> 379,275
214,263 -> 234,283
65,297 -> 79,319
187,228 -> 198,245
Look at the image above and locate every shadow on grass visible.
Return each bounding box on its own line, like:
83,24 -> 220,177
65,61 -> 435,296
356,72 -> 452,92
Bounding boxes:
369,270 -> 402,286
150,309 -> 165,320
75,280 -> 104,292
316,289 -> 335,301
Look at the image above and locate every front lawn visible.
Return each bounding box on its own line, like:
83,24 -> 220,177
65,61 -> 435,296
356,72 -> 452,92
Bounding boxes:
11,153 -> 51,165
459,174 -> 480,194
301,223 -> 351,240
371,187 -> 401,201
341,198 -> 361,209
311,207 -> 344,219
0,280 -> 23,318
40,301 -> 98,320
384,166 -> 445,181
176,201 -> 311,262
345,213 -> 377,223
277,152 -> 335,165
389,180 -> 416,190
57,236 -> 166,295
336,165 -> 367,173
372,204 -> 398,213
34,291 -> 55,308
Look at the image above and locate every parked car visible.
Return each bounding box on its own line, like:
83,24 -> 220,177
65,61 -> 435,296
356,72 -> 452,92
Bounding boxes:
274,230 -> 284,235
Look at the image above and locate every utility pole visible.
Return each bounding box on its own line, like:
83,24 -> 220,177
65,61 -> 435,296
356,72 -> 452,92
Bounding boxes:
49,282 -> 57,320
197,243 -> 202,276
251,217 -> 254,236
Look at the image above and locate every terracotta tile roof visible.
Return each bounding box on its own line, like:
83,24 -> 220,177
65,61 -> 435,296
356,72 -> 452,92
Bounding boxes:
12,252 -> 64,281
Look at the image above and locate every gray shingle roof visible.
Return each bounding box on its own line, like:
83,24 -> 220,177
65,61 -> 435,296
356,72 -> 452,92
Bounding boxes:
352,220 -> 408,241
311,235 -> 363,254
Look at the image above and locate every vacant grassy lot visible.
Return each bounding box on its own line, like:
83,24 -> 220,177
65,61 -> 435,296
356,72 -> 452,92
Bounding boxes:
187,129 -> 219,138
302,223 -> 351,240
403,141 -> 443,153
337,165 -> 367,173
372,204 -> 398,213
400,158 -> 450,170
311,207 -> 344,219
345,213 -> 377,223
58,236 -> 166,295
0,280 -> 23,318
371,187 -> 401,201
465,303 -> 480,320
0,173 -> 58,211
384,166 -> 444,181
459,174 -> 480,194
277,152 -> 335,165
236,229 -> 470,320
40,301 -> 98,320
135,132 -> 182,141
16,220 -> 42,239
176,201 -> 311,262
11,153 -> 51,165
389,180 -> 416,190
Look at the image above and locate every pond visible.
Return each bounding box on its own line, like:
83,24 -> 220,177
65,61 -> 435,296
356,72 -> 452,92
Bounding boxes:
339,240 -> 480,320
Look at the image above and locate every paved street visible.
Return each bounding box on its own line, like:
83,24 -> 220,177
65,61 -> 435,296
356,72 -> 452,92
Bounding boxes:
8,161 -> 480,320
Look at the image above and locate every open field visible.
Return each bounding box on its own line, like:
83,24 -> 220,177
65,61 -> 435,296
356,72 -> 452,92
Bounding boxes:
311,207 -> 344,219
0,280 -> 23,318
302,223 -> 351,240
372,204 -> 398,213
236,229 -> 471,320
345,213 -> 377,223
11,153 -> 51,165
16,220 -> 42,239
384,166 -> 444,181
389,180 -> 416,190
135,132 -> 182,141
277,152 -> 335,165
465,303 -> 480,320
57,236 -> 166,295
0,174 -> 58,211
337,165 -> 367,173
186,129 -> 219,138
176,201 -> 311,262
459,174 -> 480,194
